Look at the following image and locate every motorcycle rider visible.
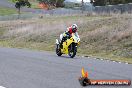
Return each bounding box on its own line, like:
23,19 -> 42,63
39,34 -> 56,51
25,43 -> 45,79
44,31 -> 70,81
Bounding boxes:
60,24 -> 80,48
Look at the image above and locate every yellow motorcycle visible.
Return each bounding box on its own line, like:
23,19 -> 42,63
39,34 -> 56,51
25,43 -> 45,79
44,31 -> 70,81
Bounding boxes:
56,33 -> 80,58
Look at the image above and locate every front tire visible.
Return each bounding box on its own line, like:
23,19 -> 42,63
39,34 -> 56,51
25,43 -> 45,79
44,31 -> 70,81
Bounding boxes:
68,44 -> 77,58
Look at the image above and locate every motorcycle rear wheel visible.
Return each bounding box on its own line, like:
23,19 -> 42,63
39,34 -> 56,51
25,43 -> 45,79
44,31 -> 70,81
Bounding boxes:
56,44 -> 62,56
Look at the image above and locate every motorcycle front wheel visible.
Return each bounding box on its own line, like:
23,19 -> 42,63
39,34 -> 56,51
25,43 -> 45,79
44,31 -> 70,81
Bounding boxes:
68,44 -> 77,58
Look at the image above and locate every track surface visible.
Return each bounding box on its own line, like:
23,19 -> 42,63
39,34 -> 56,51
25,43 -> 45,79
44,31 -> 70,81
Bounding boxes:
0,47 -> 131,88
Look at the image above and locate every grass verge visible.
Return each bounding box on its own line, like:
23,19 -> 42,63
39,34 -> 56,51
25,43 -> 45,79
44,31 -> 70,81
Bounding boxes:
0,15 -> 132,63
0,7 -> 17,16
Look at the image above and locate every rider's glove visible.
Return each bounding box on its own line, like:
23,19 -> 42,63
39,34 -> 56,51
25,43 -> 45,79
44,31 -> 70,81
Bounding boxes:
63,33 -> 66,37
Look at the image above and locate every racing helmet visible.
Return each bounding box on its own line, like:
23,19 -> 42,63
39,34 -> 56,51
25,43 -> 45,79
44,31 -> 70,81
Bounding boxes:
72,24 -> 78,33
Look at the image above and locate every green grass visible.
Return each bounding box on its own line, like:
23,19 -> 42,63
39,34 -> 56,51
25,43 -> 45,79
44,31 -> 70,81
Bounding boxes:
0,15 -> 132,63
0,7 -> 17,16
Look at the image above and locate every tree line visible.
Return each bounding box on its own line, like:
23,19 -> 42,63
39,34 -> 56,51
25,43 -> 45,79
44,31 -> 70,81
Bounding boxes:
13,0 -> 65,8
13,0 -> 132,9
90,0 -> 132,6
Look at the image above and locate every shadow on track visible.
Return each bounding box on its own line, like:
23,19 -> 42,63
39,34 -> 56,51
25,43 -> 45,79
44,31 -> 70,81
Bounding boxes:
55,55 -> 80,59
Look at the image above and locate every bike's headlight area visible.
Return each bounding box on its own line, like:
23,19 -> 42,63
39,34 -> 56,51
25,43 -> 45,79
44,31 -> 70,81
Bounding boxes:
77,38 -> 80,42
76,38 -> 80,43
73,35 -> 80,43
74,38 -> 78,43
74,38 -> 80,43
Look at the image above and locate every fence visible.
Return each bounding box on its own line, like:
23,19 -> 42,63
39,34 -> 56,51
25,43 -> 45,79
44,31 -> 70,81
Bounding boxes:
37,3 -> 132,15
0,13 -> 38,21
94,3 -> 132,14
0,3 -> 132,21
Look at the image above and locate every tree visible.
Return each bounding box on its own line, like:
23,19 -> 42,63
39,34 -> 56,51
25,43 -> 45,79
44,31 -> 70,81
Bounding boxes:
55,0 -> 65,7
15,0 -> 31,19
82,0 -> 84,13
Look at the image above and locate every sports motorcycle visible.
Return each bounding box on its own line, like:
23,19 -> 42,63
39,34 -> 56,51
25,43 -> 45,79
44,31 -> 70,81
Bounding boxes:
56,33 -> 80,58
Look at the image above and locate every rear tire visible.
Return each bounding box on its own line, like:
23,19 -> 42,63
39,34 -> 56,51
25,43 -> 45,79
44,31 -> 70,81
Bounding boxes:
56,44 -> 62,56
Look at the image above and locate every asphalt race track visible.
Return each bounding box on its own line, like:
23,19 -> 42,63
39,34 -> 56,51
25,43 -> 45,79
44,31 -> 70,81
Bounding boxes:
0,47 -> 131,88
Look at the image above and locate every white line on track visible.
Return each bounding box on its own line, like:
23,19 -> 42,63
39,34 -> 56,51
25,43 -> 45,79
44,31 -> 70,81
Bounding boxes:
118,62 -> 122,63
82,56 -> 84,57
81,55 -> 130,65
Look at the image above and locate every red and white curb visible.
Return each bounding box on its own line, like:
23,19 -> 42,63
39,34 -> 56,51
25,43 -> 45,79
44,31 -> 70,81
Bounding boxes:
81,56 -> 130,64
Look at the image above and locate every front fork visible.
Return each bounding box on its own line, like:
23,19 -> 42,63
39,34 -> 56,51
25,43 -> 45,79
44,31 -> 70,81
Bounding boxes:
69,43 -> 77,52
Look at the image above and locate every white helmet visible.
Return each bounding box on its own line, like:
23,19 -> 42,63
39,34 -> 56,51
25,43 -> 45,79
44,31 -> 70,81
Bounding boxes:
72,24 -> 78,32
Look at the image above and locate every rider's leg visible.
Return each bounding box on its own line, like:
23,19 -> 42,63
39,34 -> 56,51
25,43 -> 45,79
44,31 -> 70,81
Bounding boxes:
60,34 -> 63,41
60,34 -> 64,48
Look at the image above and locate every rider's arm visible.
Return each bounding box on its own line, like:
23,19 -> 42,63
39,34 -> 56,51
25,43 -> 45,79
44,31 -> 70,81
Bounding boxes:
63,31 -> 70,38
75,32 -> 79,38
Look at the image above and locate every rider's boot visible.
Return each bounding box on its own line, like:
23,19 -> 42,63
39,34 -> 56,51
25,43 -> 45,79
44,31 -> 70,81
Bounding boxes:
60,40 -> 63,49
